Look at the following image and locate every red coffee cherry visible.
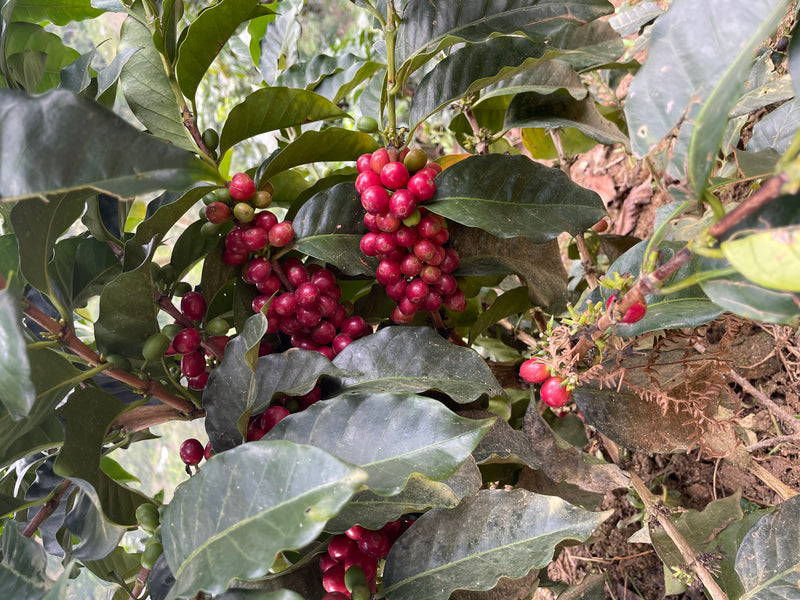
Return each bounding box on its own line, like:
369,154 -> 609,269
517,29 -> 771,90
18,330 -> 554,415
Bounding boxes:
180,291 -> 206,321
179,438 -> 204,466
540,376 -> 571,408
519,358 -> 550,384
229,172 -> 256,202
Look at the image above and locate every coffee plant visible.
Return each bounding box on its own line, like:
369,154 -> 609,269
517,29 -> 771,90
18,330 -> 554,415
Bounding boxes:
1,0 -> 799,599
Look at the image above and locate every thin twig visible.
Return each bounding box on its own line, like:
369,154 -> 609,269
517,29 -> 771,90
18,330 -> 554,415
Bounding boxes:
747,435 -> 800,452
574,232 -> 599,289
23,479 -> 72,537
497,317 -> 538,348
727,369 -> 800,435
130,566 -> 151,599
628,471 -> 729,600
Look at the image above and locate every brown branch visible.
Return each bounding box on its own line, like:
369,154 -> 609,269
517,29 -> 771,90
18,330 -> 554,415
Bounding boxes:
180,104 -> 213,161
727,369 -> 800,435
574,232 -> 599,289
112,404 -> 203,432
747,434 -> 800,452
4,274 -> 201,418
23,479 -> 72,538
629,471 -> 729,600
707,172 -> 789,239
130,566 -> 151,599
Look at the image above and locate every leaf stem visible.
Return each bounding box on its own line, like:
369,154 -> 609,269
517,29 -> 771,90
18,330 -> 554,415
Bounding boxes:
384,0 -> 399,143
655,267 -> 737,296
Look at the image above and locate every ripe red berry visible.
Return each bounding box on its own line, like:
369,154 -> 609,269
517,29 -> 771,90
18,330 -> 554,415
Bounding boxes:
421,290 -> 443,312
439,247 -> 460,273
268,221 -> 295,247
296,306 -> 322,327
341,316 -> 368,340
389,188 -> 416,220
355,170 -> 382,194
360,185 -> 390,214
332,334 -> 353,354
172,327 -> 201,354
417,214 -> 442,239
443,289 -> 467,312
407,170 -> 436,202
357,530 -> 392,559
392,305 -> 415,324
369,148 -> 390,174
179,438 -> 204,466
244,257 -> 272,283
256,274 -> 282,296
260,405 -> 290,432
621,300 -> 647,324
400,253 -> 424,278
322,562 -> 348,594
225,228 -> 247,252
181,350 -> 206,378
327,534 -> 356,561
320,553 -> 339,573
345,525 -> 367,540
230,172 -> 256,202
375,211 -> 401,233
376,259 -> 402,285
295,282 -> 321,308
187,371 -> 209,390
413,239 -> 436,262
311,269 -> 336,294
255,210 -> 279,232
540,376 -> 571,408
393,224 -> 418,247
360,232 -> 378,256
434,273 -> 458,296
180,292 -> 206,321
242,226 -> 269,251
203,441 -> 214,461
205,201 -> 231,224
356,153 -> 373,174
385,278 -> 408,301
274,293 -> 298,316
380,161 -> 410,190
406,278 -> 429,304
420,264 -> 442,285
519,358 -> 549,384
311,321 -> 337,345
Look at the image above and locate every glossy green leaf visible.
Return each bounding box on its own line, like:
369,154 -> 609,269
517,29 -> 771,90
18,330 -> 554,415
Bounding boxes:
219,87 -> 349,154
292,182 -> 375,276
0,89 -> 221,200
118,15 -> 194,151
170,219 -> 221,280
0,522 -> 53,599
216,591 -> 305,600
721,226 -> 800,292
504,91 -> 629,149
428,155 -> 606,243
0,288 -> 34,420
478,59 -> 586,103
49,236 -> 122,312
4,22 -> 80,92
175,0 -> 266,102
748,97 -> 800,154
468,286 -> 531,344
736,494 -> 800,599
547,19 -> 626,71
63,477 -> 127,560
134,185 -> 217,246
265,392 -> 493,496
54,387 -> 149,526
10,191 -> 89,300
604,240 -> 724,336
160,0 -> 183,64
162,441 -> 367,599
259,0 -> 302,85
686,0 -> 789,193
395,0 -> 612,76
325,473 -> 467,533
382,489 -> 611,600
309,58 -> 383,106
699,274 -> 800,323
83,546 -> 142,586
10,0 -> 101,25
331,326 -> 503,402
204,335 -> 347,452
409,36 -> 555,128
0,416 -> 63,471
93,250 -> 159,359
259,127 -> 379,181
59,48 -> 94,93
277,52 -> 360,89
626,0 -> 789,176
609,0 -> 663,36
0,348 -> 77,468
95,46 -> 139,102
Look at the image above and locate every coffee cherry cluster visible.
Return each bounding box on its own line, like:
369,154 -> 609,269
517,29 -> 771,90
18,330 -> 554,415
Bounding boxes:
519,358 -> 572,409
135,502 -> 164,570
320,518 -> 415,599
355,148 -> 466,324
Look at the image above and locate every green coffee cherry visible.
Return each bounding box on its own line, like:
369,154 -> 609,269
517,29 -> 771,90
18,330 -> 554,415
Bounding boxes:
135,503 -> 160,534
345,565 -> 368,593
350,584 -> 370,600
205,317 -> 230,336
105,354 -> 131,371
201,128 -> 219,151
200,221 -> 222,237
403,148 -> 428,172
212,187 -> 232,205
173,282 -> 192,297
161,323 -> 184,340
141,542 -> 163,570
233,202 -> 255,223
356,116 -> 379,133
251,190 -> 273,209
142,333 -> 170,362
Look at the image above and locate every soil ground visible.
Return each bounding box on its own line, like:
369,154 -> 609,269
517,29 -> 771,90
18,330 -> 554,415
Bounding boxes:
533,144 -> 800,600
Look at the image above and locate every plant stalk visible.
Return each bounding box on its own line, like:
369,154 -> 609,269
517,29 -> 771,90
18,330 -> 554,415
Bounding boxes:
23,479 -> 72,538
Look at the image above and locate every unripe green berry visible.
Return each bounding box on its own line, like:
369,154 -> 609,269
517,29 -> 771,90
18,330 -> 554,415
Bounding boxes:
356,115 -> 379,133
173,282 -> 192,297
135,503 -> 160,533
344,565 -> 368,593
200,221 -> 222,237
403,148 -> 428,172
205,317 -> 230,336
141,542 -> 163,570
233,202 -> 255,223
251,190 -> 273,209
142,333 -> 170,362
402,208 -> 422,227
350,584 -> 370,600
212,187 -> 232,205
201,128 -> 219,151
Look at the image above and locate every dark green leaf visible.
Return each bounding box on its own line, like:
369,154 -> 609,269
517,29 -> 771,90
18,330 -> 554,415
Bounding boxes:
264,391 -> 494,496
162,441 -> 367,599
49,236 -> 122,311
216,591 -> 305,600
63,478 -> 127,560
93,250 -> 159,359
83,546 -> 142,586
308,58 -> 383,106
547,20 -> 627,71
736,494 -> 800,599
332,326 -> 503,402
409,36 -> 554,128
96,46 -> 139,101
699,275 -> 800,323
276,52 -> 360,89
10,0 -> 101,25
0,89 -> 221,200
259,127 -> 379,181
134,185 -> 217,246
54,387 -> 149,526
170,219 -> 220,280
468,286 -> 532,344
175,0 -> 266,102
428,155 -> 606,243
4,22 -> 80,92
118,14 -> 194,151
160,0 -> 183,64
504,91 -> 629,149
219,87 -> 349,154
292,182 -> 375,276
0,348 -> 76,468
204,338 -> 347,452
478,59 -> 586,103
748,97 -> 800,154
10,190 -> 90,300
604,240 -> 724,336
0,416 -> 63,471
382,489 -> 611,600
259,0 -> 302,85
395,0 -> 613,75
59,48 -> 94,93
0,288 -> 34,420
0,522 -> 53,599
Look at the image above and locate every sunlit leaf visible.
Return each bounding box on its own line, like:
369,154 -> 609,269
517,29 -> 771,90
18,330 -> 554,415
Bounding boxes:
0,288 -> 34,420
0,522 -> 53,599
